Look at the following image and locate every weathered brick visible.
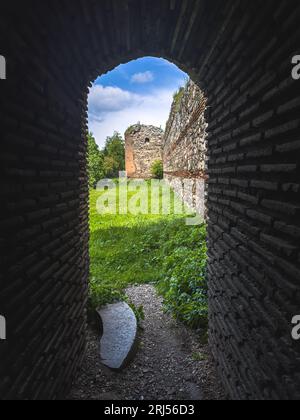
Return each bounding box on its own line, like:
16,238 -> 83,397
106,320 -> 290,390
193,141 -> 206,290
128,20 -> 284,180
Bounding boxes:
246,209 -> 273,225
261,199 -> 300,216
276,140 -> 300,153
260,233 -> 298,257
260,164 -> 297,173
265,120 -> 299,139
250,180 -> 278,191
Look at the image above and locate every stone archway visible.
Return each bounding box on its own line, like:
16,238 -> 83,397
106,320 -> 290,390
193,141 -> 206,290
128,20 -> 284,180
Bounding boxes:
0,0 -> 299,400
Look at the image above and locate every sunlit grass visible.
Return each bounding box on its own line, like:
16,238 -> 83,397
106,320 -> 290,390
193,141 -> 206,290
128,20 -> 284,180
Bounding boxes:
89,181 -> 208,328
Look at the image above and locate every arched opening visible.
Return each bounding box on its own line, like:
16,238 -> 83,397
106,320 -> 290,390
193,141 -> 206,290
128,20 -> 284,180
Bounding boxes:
0,1 -> 299,401
72,57 -> 213,399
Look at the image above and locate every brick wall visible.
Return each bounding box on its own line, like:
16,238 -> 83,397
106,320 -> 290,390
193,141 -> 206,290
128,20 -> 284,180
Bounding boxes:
199,2 -> 300,399
0,0 -> 299,400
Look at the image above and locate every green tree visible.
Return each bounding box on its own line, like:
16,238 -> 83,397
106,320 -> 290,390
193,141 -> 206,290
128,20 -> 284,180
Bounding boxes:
103,132 -> 125,177
87,132 -> 104,188
103,156 -> 119,179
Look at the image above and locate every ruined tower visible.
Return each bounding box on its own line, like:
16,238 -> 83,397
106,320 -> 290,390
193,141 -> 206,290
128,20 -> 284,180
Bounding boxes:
125,124 -> 163,178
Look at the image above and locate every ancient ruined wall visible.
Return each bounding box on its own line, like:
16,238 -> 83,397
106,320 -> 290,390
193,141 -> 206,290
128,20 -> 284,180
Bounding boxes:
125,124 -> 163,179
163,81 -> 207,217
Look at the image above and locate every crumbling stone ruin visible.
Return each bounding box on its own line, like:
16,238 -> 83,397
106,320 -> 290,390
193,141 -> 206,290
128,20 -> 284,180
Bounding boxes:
124,81 -> 207,220
125,124 -> 163,178
164,81 -> 207,218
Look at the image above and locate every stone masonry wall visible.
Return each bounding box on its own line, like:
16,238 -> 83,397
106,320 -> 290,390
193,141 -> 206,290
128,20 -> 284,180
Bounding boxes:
164,81 -> 207,217
125,124 -> 163,179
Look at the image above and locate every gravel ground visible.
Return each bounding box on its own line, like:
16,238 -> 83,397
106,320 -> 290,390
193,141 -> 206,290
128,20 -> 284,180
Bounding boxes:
68,285 -> 226,400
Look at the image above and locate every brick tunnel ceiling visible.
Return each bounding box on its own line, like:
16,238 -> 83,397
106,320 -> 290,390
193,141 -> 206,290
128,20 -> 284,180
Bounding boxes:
0,0 -> 300,400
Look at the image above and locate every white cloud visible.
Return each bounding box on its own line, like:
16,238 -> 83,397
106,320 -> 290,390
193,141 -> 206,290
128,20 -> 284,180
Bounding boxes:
89,85 -> 142,119
88,86 -> 175,148
131,71 -> 154,84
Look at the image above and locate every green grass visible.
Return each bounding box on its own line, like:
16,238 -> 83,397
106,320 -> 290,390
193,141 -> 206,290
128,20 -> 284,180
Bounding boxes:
89,181 -> 208,329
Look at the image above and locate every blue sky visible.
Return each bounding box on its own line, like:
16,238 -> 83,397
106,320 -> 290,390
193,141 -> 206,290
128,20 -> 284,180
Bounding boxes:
88,57 -> 187,148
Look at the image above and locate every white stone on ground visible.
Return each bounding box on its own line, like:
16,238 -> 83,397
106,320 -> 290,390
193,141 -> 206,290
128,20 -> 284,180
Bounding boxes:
97,302 -> 138,370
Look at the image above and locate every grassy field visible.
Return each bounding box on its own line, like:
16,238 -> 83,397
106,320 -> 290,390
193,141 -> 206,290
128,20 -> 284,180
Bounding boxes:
89,181 -> 208,329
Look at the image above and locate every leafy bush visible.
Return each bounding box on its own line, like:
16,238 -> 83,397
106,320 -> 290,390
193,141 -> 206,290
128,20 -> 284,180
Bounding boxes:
157,223 -> 208,329
88,278 -> 125,313
129,304 -> 145,326
151,160 -> 164,179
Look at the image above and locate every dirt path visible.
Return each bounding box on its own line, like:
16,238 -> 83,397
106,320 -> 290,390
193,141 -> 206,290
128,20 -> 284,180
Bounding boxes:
68,285 -> 226,400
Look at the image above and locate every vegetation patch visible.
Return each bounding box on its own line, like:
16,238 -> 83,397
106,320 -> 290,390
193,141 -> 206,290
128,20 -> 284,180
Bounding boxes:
125,123 -> 141,136
173,86 -> 185,112
89,182 -> 208,330
151,160 -> 164,179
87,132 -> 125,188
